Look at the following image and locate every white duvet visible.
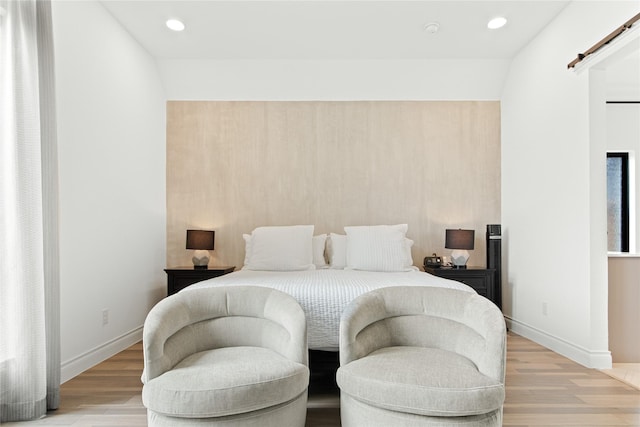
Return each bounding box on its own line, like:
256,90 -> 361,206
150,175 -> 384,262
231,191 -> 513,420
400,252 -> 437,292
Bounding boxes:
187,269 -> 474,351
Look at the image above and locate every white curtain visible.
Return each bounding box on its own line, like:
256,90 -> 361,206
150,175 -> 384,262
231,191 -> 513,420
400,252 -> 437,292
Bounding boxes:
0,0 -> 61,422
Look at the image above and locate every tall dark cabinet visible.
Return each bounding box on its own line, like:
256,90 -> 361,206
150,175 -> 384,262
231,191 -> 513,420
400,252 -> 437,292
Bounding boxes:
486,224 -> 502,310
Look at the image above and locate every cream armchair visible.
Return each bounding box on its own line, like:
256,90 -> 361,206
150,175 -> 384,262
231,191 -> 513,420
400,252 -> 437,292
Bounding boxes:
141,286 -> 309,426
337,286 -> 506,427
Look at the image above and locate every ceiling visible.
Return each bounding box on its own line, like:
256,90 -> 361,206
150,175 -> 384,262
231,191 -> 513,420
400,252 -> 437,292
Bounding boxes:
99,1 -> 571,60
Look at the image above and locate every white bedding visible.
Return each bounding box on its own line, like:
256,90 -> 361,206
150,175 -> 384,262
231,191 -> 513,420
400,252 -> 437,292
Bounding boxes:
187,269 -> 474,351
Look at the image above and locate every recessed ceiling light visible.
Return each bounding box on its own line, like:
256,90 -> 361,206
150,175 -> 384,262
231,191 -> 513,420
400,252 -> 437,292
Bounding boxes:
487,16 -> 507,30
166,19 -> 185,32
424,22 -> 440,34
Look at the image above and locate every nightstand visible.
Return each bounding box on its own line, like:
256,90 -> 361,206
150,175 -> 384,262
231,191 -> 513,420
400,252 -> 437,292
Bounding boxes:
164,266 -> 235,296
424,266 -> 500,309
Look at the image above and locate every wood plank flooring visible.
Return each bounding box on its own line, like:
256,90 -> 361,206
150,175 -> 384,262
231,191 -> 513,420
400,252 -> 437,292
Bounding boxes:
603,364 -> 640,391
505,333 -> 640,426
3,332 -> 639,426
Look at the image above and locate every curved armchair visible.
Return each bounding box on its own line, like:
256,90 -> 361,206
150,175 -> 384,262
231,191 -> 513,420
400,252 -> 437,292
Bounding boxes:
337,286 -> 506,427
141,286 -> 309,427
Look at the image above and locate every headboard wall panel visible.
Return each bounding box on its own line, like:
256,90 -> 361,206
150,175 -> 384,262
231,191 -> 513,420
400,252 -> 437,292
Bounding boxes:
167,101 -> 500,269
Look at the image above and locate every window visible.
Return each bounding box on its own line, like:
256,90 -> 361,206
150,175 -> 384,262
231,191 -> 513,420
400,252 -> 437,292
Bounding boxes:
607,152 -> 630,252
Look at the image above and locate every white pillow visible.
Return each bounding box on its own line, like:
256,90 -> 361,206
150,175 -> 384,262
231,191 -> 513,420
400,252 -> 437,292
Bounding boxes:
327,232 -> 413,270
243,225 -> 315,271
344,224 -> 414,272
313,234 -> 328,269
243,233 -> 252,266
404,238 -> 415,267
245,232 -> 326,268
327,233 -> 347,269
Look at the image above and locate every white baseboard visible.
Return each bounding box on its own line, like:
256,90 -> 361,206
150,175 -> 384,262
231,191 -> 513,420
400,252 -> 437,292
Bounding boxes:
61,326 -> 143,383
505,316 -> 612,369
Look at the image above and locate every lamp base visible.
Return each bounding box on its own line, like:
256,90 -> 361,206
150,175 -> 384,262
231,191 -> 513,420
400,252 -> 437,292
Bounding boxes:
450,249 -> 469,269
192,250 -> 210,269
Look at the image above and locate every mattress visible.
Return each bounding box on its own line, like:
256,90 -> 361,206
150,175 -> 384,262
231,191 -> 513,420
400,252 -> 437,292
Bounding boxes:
187,269 -> 474,351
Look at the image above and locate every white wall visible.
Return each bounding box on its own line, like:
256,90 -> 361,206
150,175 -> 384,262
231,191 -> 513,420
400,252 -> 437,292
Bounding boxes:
159,59 -> 510,101
607,104 -> 640,252
52,0 -> 166,381
607,40 -> 640,253
501,1 -> 640,368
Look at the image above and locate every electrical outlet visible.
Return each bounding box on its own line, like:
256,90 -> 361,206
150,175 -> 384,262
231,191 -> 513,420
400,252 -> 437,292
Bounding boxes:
542,301 -> 548,316
102,309 -> 109,326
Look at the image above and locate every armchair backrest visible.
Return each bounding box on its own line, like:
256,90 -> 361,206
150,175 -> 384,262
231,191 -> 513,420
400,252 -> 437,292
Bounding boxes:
142,286 -> 307,383
340,286 -> 506,383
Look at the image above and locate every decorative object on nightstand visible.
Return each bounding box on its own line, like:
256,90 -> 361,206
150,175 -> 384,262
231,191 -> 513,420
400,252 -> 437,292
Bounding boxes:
164,266 -> 235,296
445,229 -> 475,268
186,229 -> 215,269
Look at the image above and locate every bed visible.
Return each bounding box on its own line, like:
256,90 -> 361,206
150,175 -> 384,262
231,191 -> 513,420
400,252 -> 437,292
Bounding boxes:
184,224 -> 475,351
188,268 -> 473,350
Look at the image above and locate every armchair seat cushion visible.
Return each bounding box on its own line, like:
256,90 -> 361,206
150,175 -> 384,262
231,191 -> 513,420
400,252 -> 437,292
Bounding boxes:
143,346 -> 309,418
337,346 -> 505,417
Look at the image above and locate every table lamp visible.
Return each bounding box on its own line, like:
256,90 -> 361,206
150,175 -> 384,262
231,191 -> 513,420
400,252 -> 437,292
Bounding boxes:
445,229 -> 475,268
186,229 -> 215,269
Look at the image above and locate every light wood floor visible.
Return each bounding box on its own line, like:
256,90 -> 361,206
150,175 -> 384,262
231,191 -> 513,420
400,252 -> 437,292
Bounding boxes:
4,332 -> 639,426
603,364 -> 640,391
504,333 -> 640,425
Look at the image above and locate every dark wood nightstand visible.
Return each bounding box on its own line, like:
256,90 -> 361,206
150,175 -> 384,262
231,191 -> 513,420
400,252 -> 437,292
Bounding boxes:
424,266 -> 500,309
164,266 -> 235,296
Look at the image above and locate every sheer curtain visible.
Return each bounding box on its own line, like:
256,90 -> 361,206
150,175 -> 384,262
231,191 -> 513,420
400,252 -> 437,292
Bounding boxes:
0,0 -> 61,422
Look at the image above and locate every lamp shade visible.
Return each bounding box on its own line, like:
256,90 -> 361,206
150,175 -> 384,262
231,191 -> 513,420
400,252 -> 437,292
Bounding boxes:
186,230 -> 215,250
445,229 -> 475,250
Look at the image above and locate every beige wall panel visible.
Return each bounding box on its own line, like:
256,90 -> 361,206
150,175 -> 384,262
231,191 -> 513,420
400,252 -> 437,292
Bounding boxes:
608,257 -> 640,362
167,101 -> 501,269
